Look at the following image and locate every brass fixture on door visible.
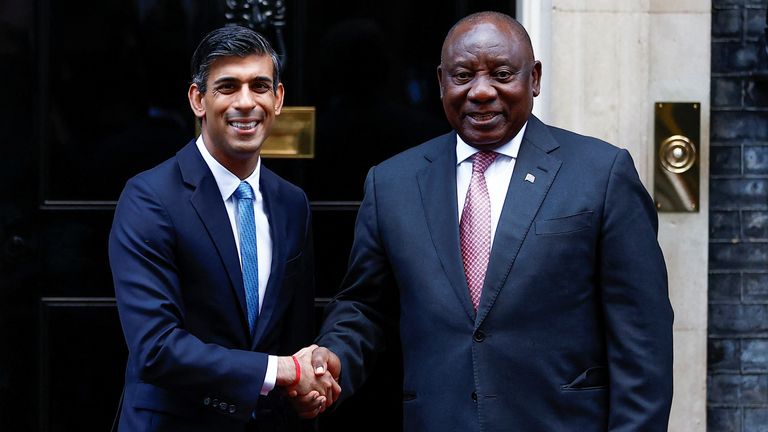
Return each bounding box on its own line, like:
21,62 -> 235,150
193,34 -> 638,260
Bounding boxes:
654,102 -> 700,212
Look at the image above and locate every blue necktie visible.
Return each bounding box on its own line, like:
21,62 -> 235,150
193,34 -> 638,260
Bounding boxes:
234,181 -> 259,335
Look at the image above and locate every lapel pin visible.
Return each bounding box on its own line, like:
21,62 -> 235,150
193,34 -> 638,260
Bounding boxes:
525,173 -> 536,183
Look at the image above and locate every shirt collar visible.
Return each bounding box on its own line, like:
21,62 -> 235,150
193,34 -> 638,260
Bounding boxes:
195,135 -> 261,201
455,121 -> 528,165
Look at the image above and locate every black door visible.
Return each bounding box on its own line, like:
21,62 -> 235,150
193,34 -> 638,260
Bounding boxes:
0,1 -> 515,430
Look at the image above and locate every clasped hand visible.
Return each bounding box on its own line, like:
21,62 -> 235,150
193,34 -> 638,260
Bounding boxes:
284,344 -> 341,418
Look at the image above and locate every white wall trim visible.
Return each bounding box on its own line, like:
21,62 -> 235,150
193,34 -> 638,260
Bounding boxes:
517,0 -> 552,123
516,2 -> 709,430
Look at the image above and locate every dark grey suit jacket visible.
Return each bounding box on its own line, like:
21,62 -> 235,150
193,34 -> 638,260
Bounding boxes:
318,116 -> 673,431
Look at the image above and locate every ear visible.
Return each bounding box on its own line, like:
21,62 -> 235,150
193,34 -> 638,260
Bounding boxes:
188,83 -> 206,118
436,65 -> 444,99
531,60 -> 542,97
273,82 -> 285,115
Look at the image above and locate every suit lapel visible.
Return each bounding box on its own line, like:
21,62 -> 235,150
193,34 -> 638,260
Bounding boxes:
475,116 -> 562,327
417,133 -> 477,321
177,142 -> 250,333
251,167 -> 292,348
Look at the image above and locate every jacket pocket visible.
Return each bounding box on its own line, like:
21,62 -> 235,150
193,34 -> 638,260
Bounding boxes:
535,211 -> 593,235
561,366 -> 608,391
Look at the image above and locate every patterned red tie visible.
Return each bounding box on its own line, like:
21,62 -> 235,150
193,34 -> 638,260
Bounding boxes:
460,151 -> 498,311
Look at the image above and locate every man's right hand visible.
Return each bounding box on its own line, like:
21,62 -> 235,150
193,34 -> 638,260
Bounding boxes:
310,346 -> 341,384
281,345 -> 342,418
283,345 -> 342,418
309,346 -> 341,412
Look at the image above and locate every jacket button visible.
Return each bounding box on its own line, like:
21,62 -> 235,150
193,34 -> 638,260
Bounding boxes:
473,330 -> 486,342
203,397 -> 211,406
212,398 -> 219,407
471,391 -> 478,402
229,404 -> 237,414
219,402 -> 228,411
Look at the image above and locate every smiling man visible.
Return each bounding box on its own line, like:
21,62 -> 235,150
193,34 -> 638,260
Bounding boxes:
109,26 -> 337,431
304,11 -> 674,432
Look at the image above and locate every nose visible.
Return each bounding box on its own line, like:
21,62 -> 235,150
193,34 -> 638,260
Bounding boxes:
233,86 -> 257,110
467,75 -> 497,103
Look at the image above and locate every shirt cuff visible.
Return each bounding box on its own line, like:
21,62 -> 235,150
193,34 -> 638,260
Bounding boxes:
261,355 -> 277,395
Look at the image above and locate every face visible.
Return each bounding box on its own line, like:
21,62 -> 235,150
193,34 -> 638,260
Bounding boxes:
188,54 -> 284,177
438,20 -> 541,149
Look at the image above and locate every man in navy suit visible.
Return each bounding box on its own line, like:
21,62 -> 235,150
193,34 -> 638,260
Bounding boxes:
304,11 -> 673,431
109,26 -> 337,431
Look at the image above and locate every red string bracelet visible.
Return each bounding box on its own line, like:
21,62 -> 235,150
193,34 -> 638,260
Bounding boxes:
291,355 -> 301,387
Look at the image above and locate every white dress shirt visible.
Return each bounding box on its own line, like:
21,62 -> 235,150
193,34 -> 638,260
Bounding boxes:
456,122 -> 527,246
196,136 -> 277,395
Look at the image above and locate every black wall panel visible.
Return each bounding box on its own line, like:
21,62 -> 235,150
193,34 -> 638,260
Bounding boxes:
0,1 -> 516,430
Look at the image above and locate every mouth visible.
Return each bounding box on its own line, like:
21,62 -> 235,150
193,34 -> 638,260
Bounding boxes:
466,112 -> 501,123
228,120 -> 259,130
227,118 -> 262,135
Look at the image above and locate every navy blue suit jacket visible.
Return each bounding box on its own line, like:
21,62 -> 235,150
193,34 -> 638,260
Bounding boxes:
109,140 -> 314,431
318,116 -> 673,431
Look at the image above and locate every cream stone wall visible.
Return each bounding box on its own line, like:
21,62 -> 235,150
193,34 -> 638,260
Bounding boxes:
519,1 -> 710,431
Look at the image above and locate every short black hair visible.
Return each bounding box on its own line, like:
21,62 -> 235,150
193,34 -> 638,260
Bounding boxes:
191,25 -> 281,93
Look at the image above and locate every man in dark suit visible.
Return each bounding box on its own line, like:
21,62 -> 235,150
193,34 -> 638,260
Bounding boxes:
304,11 -> 673,431
109,26 -> 337,431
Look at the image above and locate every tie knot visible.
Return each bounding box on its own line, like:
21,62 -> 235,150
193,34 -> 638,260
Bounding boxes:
472,151 -> 498,173
234,181 -> 254,200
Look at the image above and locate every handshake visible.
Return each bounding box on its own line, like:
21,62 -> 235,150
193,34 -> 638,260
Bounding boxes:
277,345 -> 341,418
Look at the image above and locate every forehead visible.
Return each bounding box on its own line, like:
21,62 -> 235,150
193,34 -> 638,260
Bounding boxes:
443,21 -> 528,64
207,54 -> 275,81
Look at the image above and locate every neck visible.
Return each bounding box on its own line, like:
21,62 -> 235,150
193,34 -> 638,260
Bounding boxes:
229,158 -> 259,180
200,131 -> 260,180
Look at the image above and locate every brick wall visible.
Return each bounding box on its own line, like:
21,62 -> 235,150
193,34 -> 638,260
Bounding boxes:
709,1 -> 768,431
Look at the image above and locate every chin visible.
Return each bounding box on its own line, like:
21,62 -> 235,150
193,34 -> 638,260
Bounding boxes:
234,135 -> 264,147
229,141 -> 262,155
461,135 -> 504,148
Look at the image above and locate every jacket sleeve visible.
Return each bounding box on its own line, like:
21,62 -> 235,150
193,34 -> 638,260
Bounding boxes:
315,167 -> 399,401
600,149 -> 674,431
109,176 -> 265,421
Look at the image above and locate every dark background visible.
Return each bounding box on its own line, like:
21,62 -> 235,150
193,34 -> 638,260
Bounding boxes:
0,0 -> 516,430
